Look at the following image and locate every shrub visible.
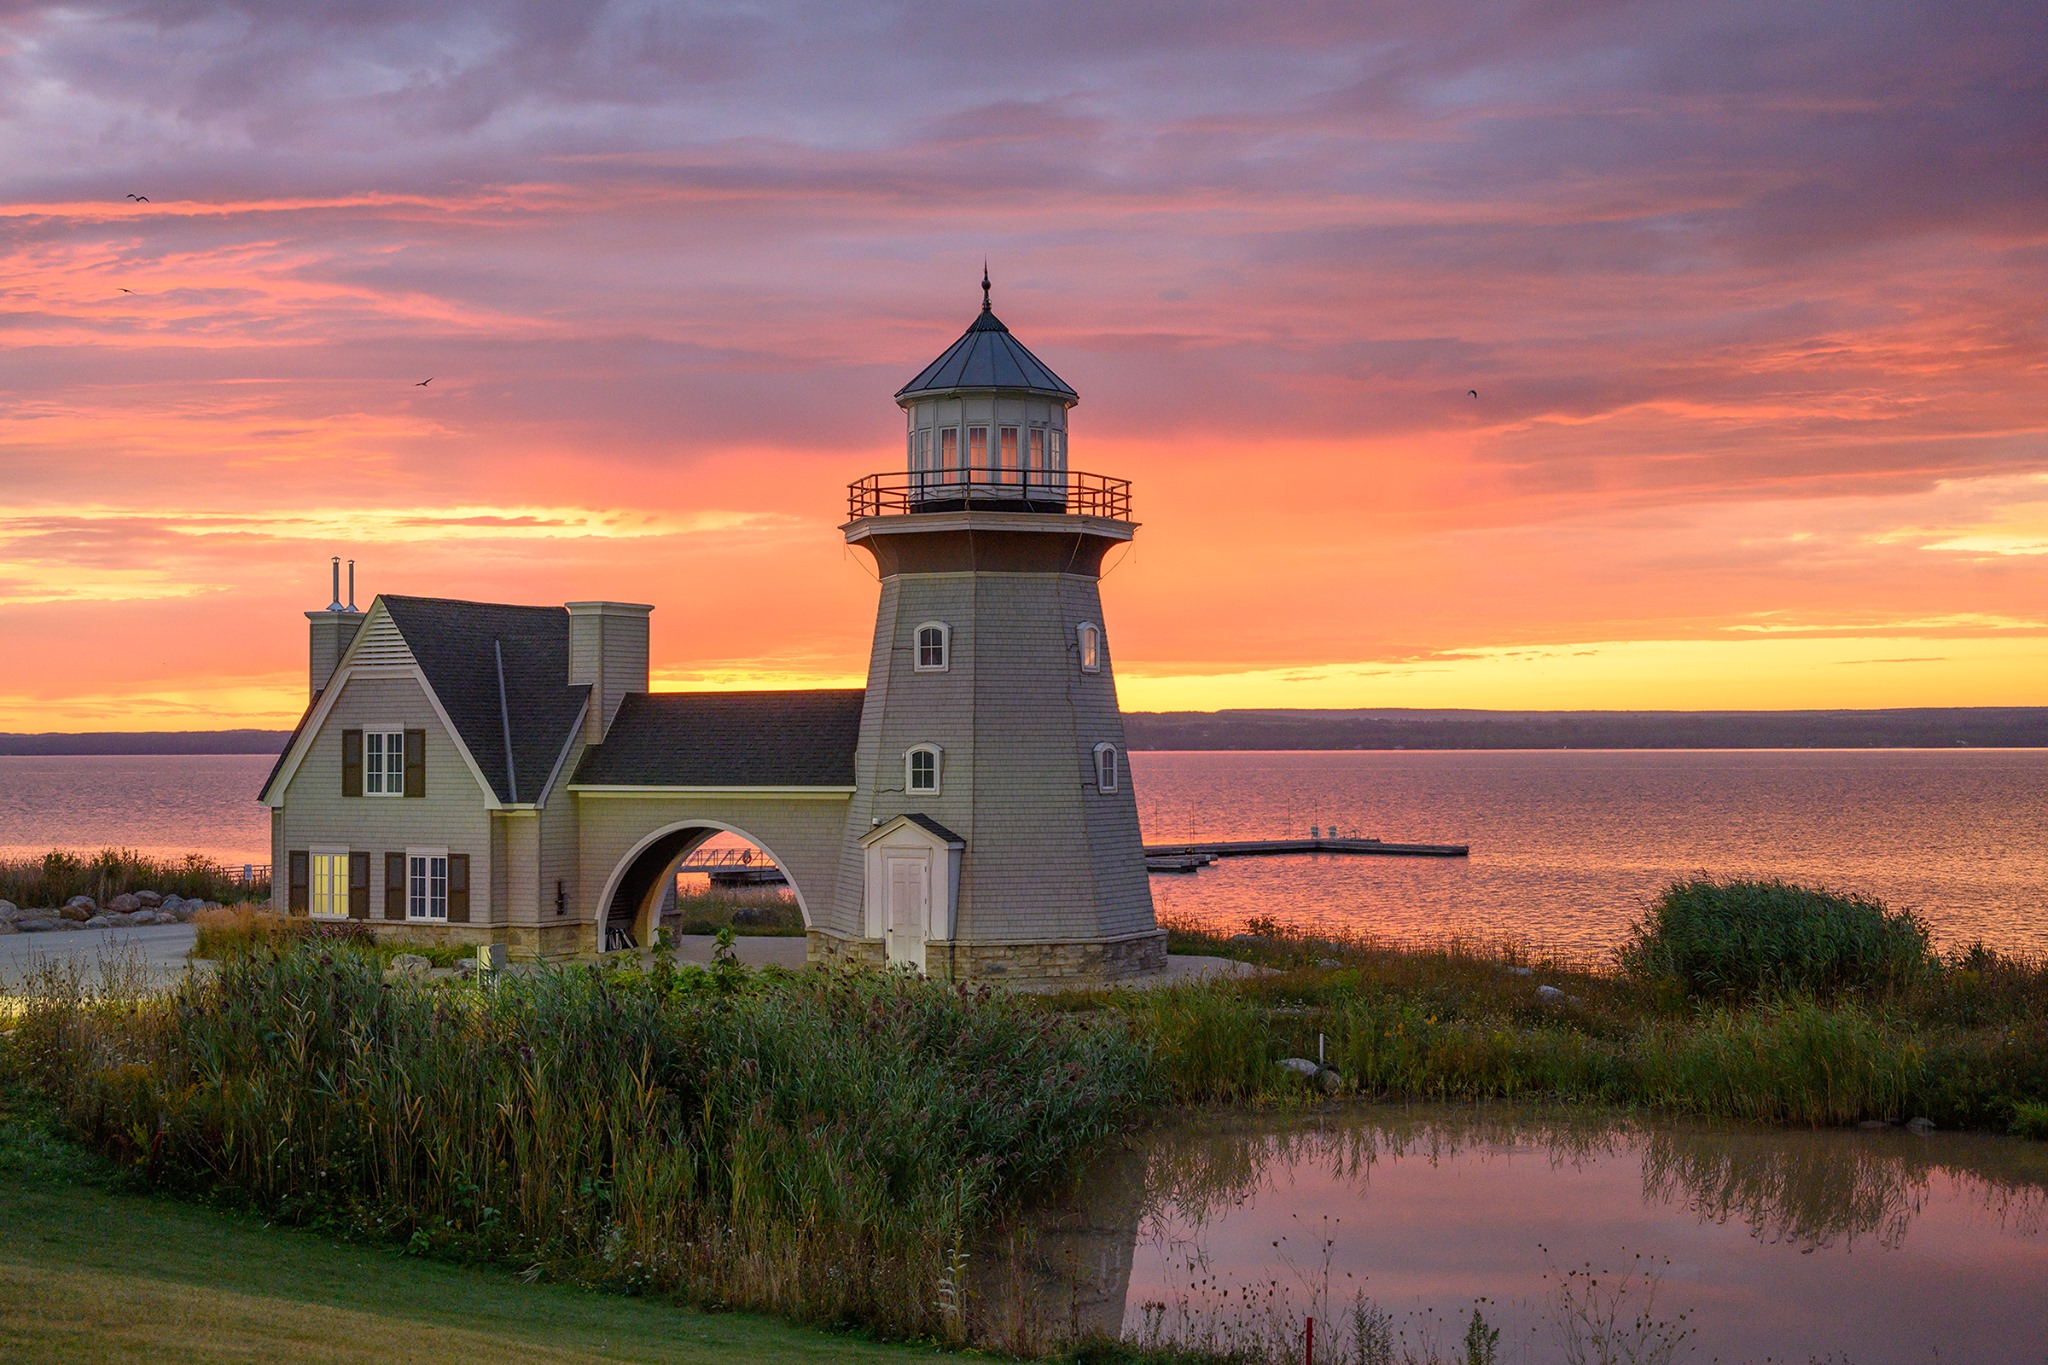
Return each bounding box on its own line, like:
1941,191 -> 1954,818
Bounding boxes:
1619,878 -> 1934,999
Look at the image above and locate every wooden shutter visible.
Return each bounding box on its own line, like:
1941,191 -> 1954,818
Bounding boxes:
348,852 -> 370,919
385,852 -> 408,920
288,851 -> 309,913
446,854 -> 470,924
341,729 -> 363,797
404,728 -> 426,797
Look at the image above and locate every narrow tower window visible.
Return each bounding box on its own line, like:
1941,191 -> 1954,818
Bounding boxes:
906,744 -> 942,795
1094,743 -> 1120,794
1027,427 -> 1046,487
940,428 -> 959,483
967,426 -> 989,481
914,621 -> 950,672
999,426 -> 1019,484
1077,623 -> 1103,673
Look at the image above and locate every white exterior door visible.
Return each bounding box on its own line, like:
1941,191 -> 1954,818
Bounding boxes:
884,852 -> 929,972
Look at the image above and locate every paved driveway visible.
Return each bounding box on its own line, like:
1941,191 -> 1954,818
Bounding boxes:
0,923 -> 201,992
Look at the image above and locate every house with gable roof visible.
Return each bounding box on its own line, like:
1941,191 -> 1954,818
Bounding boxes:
263,280 -> 1165,982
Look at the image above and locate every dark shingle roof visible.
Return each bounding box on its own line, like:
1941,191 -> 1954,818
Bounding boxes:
572,690 -> 864,788
896,305 -> 1077,402
381,596 -> 590,804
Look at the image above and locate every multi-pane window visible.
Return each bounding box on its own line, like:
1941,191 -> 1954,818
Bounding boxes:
408,853 -> 448,920
310,852 -> 348,918
365,729 -> 405,795
1048,427 -> 1066,474
1078,623 -> 1103,673
966,426 -> 988,479
940,428 -> 960,480
1094,743 -> 1120,793
915,623 -> 949,672
998,426 -> 1019,484
907,745 -> 940,795
1027,428 -> 1046,486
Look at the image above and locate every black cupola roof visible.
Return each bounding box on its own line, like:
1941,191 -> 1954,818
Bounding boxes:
895,272 -> 1078,404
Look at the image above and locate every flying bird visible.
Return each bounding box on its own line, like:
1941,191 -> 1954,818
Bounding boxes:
414,378 -> 432,387
126,194 -> 149,202
118,288 -> 133,294
1468,389 -> 1479,399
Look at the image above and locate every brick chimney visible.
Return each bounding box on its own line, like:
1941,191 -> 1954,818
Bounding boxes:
567,601 -> 652,744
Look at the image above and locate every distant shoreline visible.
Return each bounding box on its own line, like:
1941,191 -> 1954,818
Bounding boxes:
5,706 -> 2046,755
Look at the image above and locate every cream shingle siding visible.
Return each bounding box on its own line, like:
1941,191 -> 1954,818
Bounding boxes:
578,792 -> 848,930
536,729 -> 588,927
275,673 -> 492,920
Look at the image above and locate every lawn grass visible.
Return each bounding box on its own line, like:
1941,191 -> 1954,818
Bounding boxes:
0,1086 -> 943,1365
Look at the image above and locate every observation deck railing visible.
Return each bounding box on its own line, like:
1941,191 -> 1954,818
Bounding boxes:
848,467 -> 1132,520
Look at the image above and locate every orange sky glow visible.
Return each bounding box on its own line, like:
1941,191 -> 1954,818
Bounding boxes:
1,2 -> 2043,730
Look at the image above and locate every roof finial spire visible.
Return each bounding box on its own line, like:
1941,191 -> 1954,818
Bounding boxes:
981,260 -> 991,313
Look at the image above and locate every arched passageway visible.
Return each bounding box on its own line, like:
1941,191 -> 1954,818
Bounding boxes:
597,820 -> 814,952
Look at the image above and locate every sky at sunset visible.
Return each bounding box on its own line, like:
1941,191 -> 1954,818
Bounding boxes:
1,1 -> 2043,731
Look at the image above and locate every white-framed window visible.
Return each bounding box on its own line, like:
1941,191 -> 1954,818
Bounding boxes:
940,427 -> 960,480
1094,743 -> 1120,793
364,728 -> 406,795
914,621 -> 950,672
1078,622 -> 1103,673
906,744 -> 942,795
408,849 -> 449,921
1027,427 -> 1047,486
966,425 -> 988,479
310,849 -> 349,919
1048,426 -> 1066,474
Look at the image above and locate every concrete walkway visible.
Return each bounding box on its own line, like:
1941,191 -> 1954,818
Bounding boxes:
0,923 -> 202,992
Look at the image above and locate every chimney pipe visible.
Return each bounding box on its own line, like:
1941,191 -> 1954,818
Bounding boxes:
347,559 -> 357,612
327,556 -> 344,612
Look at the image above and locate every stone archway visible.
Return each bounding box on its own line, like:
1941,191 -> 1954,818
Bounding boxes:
594,818 -> 815,953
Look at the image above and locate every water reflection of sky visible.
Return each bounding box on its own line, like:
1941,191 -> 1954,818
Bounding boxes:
1132,750 -> 2048,957
996,1105 -> 2048,1364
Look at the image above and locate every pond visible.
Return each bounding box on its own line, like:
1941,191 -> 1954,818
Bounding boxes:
980,1104 -> 2048,1364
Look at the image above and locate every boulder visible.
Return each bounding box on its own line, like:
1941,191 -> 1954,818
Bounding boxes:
452,959 -> 480,978
170,905 -> 196,923
58,903 -> 92,923
1906,1117 -> 1936,1135
0,921 -> 14,934
1277,1057 -> 1321,1079
1314,1067 -> 1343,1095
84,914 -> 118,928
15,917 -> 59,933
1508,966 -> 1534,977
65,894 -> 96,911
107,893 -> 142,913
160,896 -> 186,913
1536,984 -> 1567,1003
0,899 -> 17,920
426,968 -> 458,982
134,890 -> 163,908
387,953 -> 432,975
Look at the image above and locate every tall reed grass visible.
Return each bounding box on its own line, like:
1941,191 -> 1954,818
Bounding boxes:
1618,877 -> 1935,998
7,946 -> 1150,1342
0,847 -> 265,908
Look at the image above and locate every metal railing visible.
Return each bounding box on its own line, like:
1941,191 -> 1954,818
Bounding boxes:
675,847 -> 776,872
848,467 -> 1132,520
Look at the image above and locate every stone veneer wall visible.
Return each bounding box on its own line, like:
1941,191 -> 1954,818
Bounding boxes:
806,927 -> 1165,984
290,912 -> 593,961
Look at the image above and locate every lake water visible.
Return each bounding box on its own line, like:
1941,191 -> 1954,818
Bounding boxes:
1,749 -> 2043,955
988,1103 -> 2048,1364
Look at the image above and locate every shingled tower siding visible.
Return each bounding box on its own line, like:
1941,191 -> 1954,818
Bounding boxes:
827,284 -> 1163,983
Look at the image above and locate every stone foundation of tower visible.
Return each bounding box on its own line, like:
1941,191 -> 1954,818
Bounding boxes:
807,927 -> 1166,985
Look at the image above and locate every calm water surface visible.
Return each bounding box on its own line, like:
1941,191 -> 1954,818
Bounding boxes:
1133,749 -> 2048,957
991,1104 -> 2048,1365
1,750 -> 2043,954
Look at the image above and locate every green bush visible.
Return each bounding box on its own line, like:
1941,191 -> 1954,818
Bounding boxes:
1619,878 -> 1934,998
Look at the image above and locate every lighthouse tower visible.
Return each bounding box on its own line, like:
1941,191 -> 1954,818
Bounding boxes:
812,275 -> 1165,983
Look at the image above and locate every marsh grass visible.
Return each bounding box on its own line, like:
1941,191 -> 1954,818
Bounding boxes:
190,905 -> 469,968
0,847 -> 264,908
6,943 -> 1150,1344
1080,915 -> 2048,1133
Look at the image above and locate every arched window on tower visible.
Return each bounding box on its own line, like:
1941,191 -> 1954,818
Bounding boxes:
906,744 -> 942,795
1077,622 -> 1102,674
914,621 -> 950,672
1093,743 -> 1119,794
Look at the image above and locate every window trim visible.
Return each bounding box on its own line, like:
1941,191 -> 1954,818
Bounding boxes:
1077,622 -> 1103,674
905,743 -> 943,796
407,847 -> 450,921
913,621 -> 951,673
363,725 -> 406,797
1093,743 -> 1120,794
309,846 -> 350,920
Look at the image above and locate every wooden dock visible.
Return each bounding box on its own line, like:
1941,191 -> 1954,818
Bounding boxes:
1144,836 -> 1469,865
